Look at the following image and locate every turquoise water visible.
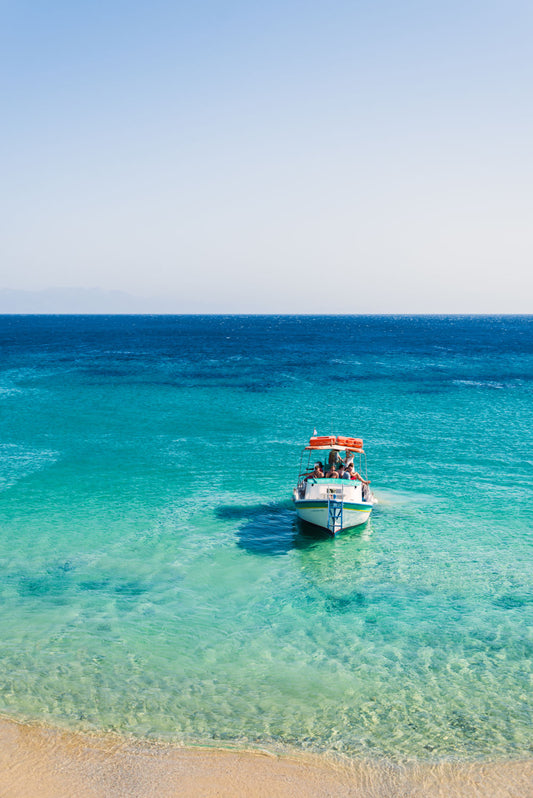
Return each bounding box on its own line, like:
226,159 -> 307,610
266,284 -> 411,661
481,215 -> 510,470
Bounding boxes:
0,315 -> 531,760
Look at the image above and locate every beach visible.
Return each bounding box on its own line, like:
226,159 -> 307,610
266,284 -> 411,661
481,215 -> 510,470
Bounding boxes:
1,717 -> 532,798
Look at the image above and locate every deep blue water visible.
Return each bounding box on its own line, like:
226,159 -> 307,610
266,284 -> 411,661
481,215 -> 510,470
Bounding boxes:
0,315 -> 531,759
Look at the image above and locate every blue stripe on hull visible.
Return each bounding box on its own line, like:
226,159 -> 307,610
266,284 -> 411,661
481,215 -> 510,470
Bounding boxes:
294,500 -> 372,512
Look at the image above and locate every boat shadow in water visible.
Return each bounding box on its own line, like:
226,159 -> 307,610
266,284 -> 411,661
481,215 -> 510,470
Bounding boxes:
216,503 -> 330,556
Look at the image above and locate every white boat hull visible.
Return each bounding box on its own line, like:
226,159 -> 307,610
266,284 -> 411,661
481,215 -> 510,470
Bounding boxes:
294,500 -> 372,533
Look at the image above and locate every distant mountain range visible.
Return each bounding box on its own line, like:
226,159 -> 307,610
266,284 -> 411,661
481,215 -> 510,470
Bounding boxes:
0,288 -> 174,314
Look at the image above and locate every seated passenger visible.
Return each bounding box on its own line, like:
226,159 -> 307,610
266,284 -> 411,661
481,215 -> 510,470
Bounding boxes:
305,463 -> 324,480
338,465 -> 351,479
326,464 -> 339,478
346,463 -> 370,484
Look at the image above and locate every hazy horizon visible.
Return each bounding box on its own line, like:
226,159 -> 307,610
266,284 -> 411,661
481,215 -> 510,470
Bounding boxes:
1,287 -> 532,315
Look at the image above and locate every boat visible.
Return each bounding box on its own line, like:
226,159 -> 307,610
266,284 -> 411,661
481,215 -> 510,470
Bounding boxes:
292,434 -> 376,535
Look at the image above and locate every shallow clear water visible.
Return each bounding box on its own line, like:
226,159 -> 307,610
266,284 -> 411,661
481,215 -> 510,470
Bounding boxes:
0,315 -> 531,760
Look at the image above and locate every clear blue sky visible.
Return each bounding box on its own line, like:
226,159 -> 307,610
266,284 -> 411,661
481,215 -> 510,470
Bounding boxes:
1,0 -> 532,312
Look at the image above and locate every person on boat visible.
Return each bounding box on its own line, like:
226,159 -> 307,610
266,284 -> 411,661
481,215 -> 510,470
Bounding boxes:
346,463 -> 370,484
304,463 -> 324,480
343,453 -> 355,469
338,464 -> 351,479
327,450 -> 343,470
325,464 -> 339,478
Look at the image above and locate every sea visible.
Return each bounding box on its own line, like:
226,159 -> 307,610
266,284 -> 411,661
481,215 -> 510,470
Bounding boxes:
0,314 -> 531,762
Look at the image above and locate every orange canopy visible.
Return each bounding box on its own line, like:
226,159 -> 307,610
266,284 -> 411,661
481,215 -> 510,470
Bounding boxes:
308,434 -> 363,450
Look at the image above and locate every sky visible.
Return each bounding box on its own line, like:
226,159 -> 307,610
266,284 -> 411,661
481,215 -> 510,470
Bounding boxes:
1,0 -> 532,313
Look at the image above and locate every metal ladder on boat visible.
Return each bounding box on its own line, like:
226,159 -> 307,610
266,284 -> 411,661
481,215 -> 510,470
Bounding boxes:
327,488 -> 343,535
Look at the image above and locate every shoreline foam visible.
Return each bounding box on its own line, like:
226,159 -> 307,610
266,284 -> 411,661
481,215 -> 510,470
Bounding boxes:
1,717 -> 531,798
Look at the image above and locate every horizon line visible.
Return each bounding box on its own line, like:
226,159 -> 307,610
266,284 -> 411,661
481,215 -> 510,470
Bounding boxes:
1,312 -> 531,318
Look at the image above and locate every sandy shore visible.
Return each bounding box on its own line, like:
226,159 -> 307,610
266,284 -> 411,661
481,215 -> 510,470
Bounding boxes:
0,717 -> 531,798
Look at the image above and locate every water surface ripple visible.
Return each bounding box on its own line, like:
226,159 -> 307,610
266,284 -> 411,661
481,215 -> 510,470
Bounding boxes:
0,315 -> 531,760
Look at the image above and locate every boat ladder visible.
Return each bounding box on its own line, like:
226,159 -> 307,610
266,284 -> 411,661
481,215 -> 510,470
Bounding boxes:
327,488 -> 343,535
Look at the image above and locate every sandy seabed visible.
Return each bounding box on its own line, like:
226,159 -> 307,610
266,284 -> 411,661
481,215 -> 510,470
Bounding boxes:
0,717 -> 532,798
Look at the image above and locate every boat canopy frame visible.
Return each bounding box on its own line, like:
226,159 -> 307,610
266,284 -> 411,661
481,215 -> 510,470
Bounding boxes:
297,441 -> 368,486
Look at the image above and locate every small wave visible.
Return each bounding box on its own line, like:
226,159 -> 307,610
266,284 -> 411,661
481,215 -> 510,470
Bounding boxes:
375,488 -> 442,506
453,379 -> 505,389
264,439 -> 303,446
0,444 -> 59,492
